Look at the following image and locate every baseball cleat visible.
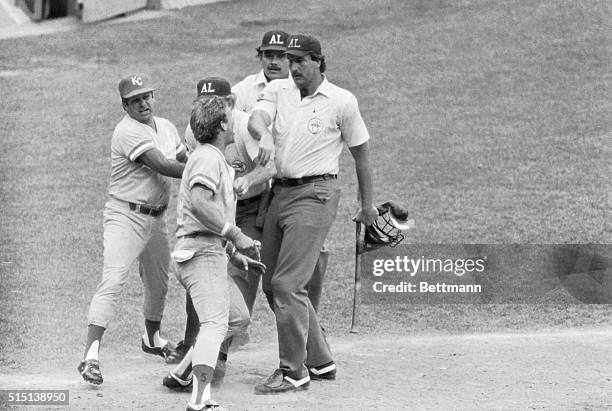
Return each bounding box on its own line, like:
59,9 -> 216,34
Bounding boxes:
78,359 -> 103,385
308,361 -> 336,380
165,340 -> 191,364
141,338 -> 177,360
254,369 -> 310,395
162,371 -> 193,391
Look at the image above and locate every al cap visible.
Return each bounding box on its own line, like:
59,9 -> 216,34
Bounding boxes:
257,30 -> 289,51
118,74 -> 154,99
286,34 -> 322,57
196,77 -> 232,97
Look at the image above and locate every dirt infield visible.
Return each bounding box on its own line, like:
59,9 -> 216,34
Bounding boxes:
0,1 -> 610,410
1,328 -> 610,410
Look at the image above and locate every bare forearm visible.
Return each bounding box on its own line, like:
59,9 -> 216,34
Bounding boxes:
247,110 -> 272,142
192,187 -> 229,235
355,160 -> 374,209
138,148 -> 185,178
349,142 -> 375,209
348,142 -> 379,225
156,160 -> 185,178
191,186 -> 260,258
244,164 -> 276,187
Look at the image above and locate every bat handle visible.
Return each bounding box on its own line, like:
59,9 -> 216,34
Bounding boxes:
350,221 -> 363,333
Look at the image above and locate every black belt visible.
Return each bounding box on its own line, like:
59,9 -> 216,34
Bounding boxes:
237,194 -> 263,207
275,174 -> 337,187
129,202 -> 167,217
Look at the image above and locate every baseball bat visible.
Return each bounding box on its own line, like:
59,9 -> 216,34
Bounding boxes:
350,221 -> 362,333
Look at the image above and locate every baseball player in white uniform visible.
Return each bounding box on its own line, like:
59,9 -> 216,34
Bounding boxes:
163,77 -> 275,390
171,92 -> 263,411
78,74 -> 185,385
232,30 -> 330,313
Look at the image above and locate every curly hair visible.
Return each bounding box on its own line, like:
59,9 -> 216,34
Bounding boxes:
189,95 -> 229,145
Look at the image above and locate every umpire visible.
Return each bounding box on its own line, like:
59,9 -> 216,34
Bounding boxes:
233,29 -> 330,314
248,35 -> 378,394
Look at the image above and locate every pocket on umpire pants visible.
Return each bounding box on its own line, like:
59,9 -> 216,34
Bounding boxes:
312,181 -> 340,204
171,249 -> 196,263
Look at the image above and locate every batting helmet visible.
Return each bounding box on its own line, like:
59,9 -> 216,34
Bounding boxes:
364,201 -> 413,250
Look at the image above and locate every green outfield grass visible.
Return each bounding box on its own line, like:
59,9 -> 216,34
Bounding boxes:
0,0 -> 610,372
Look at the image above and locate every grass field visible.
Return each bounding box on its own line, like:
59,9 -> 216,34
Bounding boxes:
0,0 -> 610,384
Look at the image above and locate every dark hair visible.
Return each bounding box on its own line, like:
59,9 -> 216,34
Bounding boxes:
310,53 -> 326,73
190,96 -> 229,145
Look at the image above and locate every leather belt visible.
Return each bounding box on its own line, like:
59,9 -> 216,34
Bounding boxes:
275,174 -> 337,187
237,194 -> 263,207
129,202 -> 167,217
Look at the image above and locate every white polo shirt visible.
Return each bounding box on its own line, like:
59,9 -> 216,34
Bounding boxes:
176,144 -> 236,238
252,76 -> 370,178
108,115 -> 184,207
183,110 -> 271,200
232,70 -> 268,113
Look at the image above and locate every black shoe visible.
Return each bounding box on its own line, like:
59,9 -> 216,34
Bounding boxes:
78,359 -> 103,385
212,358 -> 226,387
141,338 -> 177,360
165,340 -> 191,364
254,369 -> 310,395
308,361 -> 336,380
163,371 -> 193,392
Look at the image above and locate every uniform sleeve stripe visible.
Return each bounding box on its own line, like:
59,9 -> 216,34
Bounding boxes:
129,141 -> 155,161
190,176 -> 216,193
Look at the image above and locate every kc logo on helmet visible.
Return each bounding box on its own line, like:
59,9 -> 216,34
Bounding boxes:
131,76 -> 143,86
269,34 -> 284,45
200,82 -> 215,94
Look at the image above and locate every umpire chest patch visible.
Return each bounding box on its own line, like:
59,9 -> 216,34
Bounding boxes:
307,117 -> 323,134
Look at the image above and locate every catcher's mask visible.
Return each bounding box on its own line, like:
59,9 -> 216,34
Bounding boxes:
364,201 -> 413,249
